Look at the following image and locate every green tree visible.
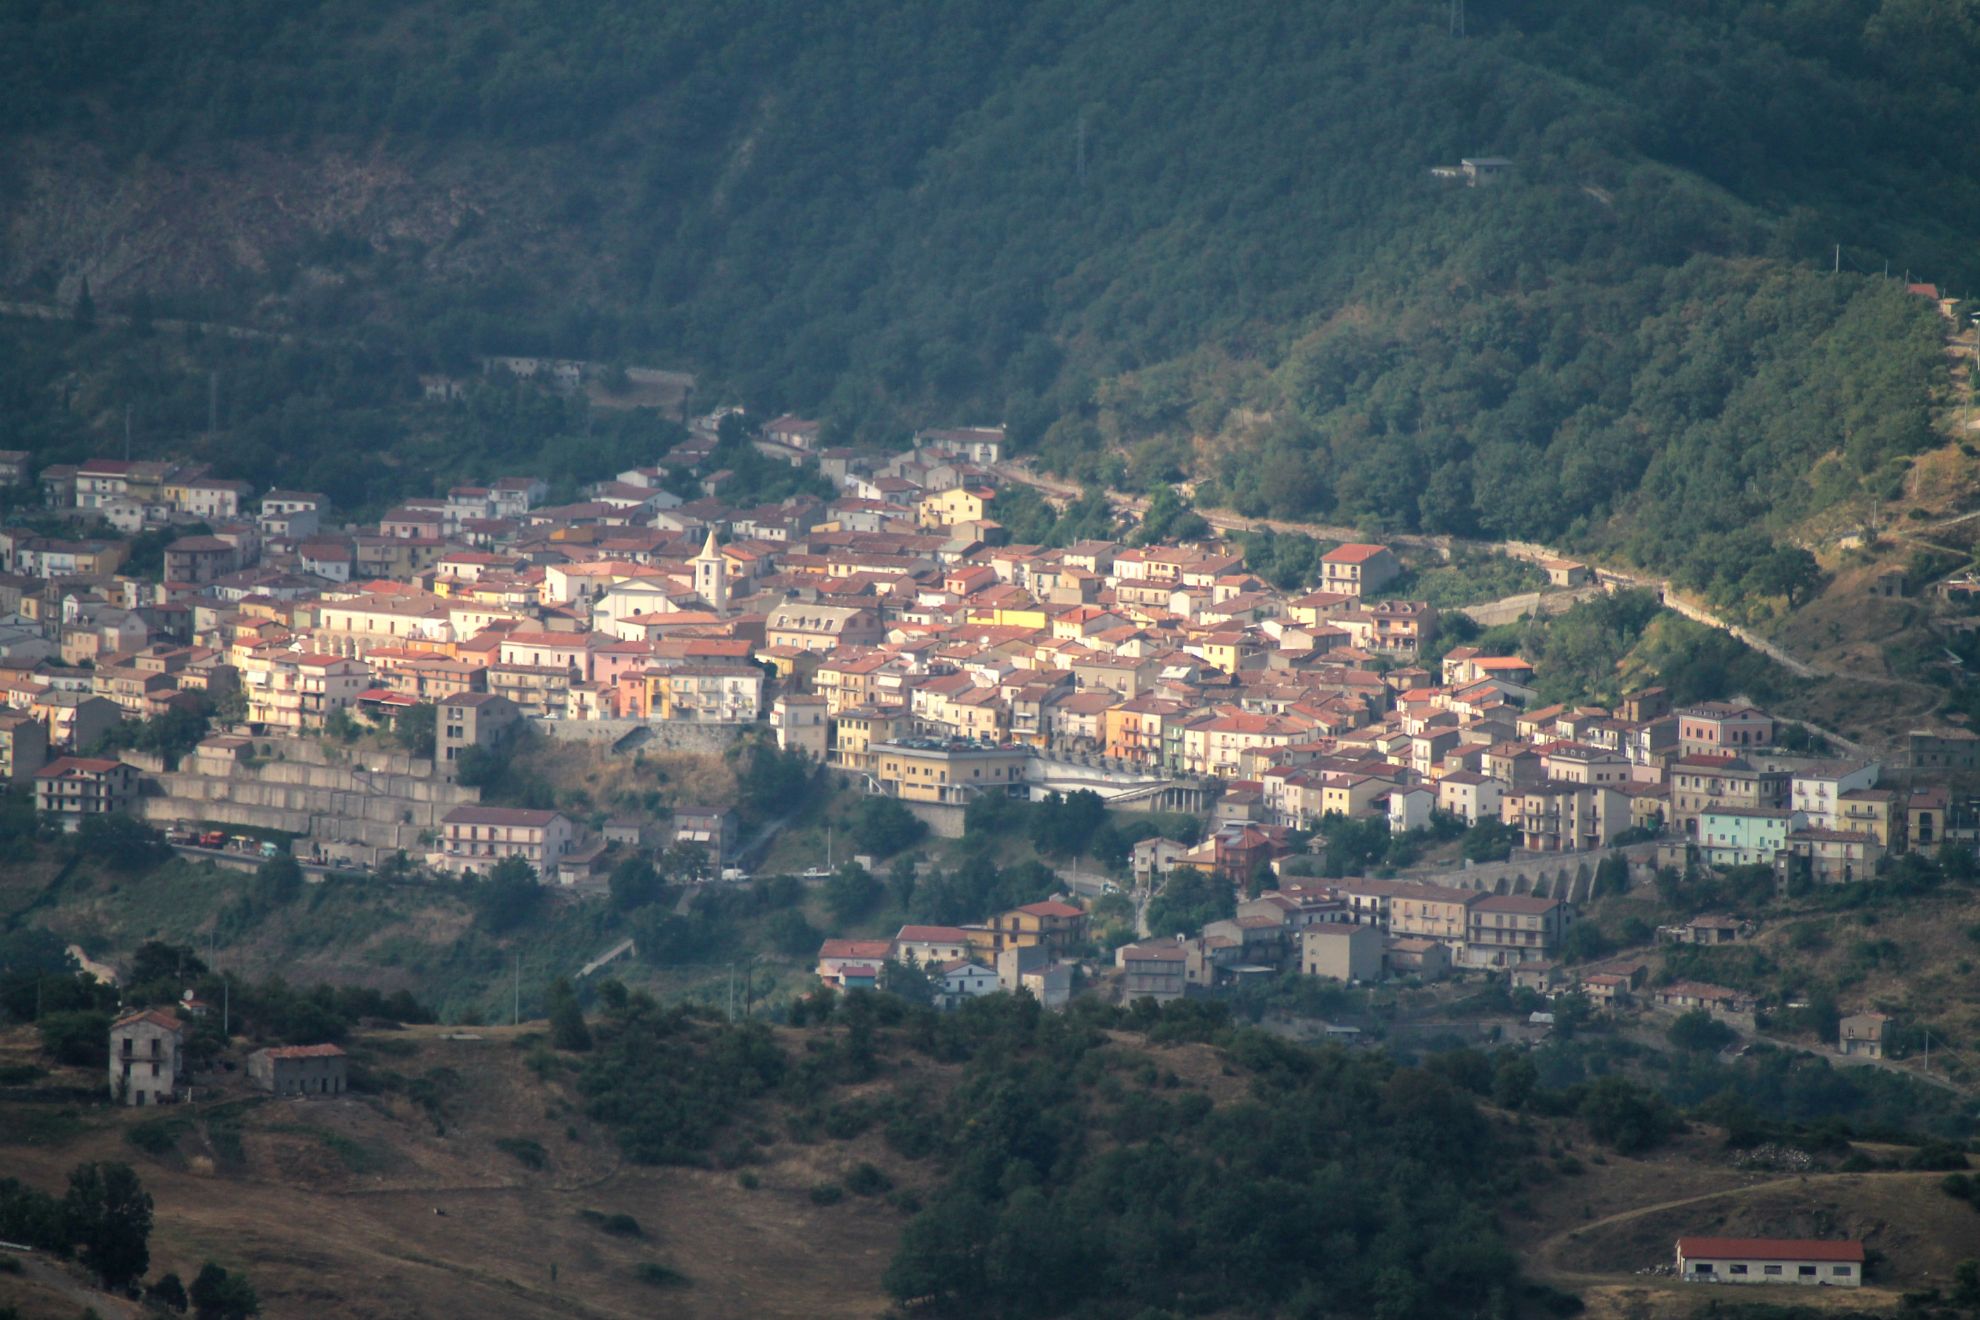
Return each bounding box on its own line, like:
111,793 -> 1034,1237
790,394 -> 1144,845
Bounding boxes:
548,978 -> 592,1052
189,1260 -> 261,1320
1666,1008 -> 1737,1053
849,797 -> 927,857
1954,1258 -> 1980,1308
608,855 -> 661,911
825,862 -> 881,925
455,744 -> 503,790
1558,922 -> 1615,964
128,941 -> 207,989
1460,818 -> 1517,864
393,702 -> 436,759
73,814 -> 171,871
63,1161 -> 152,1290
38,1010 -> 112,1067
1145,867 -> 1233,937
1491,1055 -> 1537,1111
145,1271 -> 189,1312
880,959 -> 936,1007
472,856 -> 543,933
1577,1077 -> 1677,1154
886,856 -> 919,910
251,853 -> 303,907
764,908 -> 821,957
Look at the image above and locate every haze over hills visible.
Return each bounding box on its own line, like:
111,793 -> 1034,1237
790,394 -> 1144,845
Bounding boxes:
2,0 -> 1977,583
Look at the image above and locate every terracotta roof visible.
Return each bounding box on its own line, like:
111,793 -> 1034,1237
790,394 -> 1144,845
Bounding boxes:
442,805 -> 565,827
894,925 -> 973,943
818,939 -> 894,961
36,756 -> 125,778
1677,1238 -> 1862,1263
256,1044 -> 347,1060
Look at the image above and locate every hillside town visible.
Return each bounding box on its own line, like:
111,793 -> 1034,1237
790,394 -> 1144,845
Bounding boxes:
1,410 -> 1976,1039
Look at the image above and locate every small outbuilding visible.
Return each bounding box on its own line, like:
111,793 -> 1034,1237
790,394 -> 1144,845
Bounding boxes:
248,1043 -> 349,1097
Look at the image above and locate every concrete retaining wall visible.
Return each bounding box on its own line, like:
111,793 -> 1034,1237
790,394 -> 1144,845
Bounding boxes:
902,802 -> 968,839
140,737 -> 481,853
1408,843 -> 1658,903
530,717 -> 754,752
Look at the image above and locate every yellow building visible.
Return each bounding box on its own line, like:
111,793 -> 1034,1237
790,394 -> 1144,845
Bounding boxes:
986,900 -> 1088,955
832,707 -> 912,773
916,486 -> 995,530
872,739 -> 1027,804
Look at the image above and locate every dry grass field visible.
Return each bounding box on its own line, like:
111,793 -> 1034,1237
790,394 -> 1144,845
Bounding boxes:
0,1022 -> 915,1320
5,1014 -> 1977,1320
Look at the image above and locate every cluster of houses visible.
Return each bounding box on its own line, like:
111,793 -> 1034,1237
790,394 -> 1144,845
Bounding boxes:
816,900 -> 1087,1007
3,406 -> 1978,883
1109,877 -> 1583,1002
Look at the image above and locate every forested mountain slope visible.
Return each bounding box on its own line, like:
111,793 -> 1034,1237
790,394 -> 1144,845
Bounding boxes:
2,0 -> 1976,570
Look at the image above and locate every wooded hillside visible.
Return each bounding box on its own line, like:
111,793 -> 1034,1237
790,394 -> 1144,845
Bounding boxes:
2,0 -> 1975,567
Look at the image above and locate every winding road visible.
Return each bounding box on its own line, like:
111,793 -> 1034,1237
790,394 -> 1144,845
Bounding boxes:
996,460 -> 1944,750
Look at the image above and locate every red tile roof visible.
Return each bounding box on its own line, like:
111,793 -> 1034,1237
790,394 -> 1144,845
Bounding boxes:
257,1044 -> 347,1060
1677,1238 -> 1862,1263
818,939 -> 894,961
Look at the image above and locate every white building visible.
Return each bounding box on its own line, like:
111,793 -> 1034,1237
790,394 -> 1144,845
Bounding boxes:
1675,1238 -> 1863,1288
1790,761 -> 1881,830
109,1008 -> 185,1106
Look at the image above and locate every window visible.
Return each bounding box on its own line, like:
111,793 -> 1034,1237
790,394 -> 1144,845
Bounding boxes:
1763,1265 -> 1781,1276
1692,1263 -> 1714,1275
1729,1265 -> 1747,1275
1832,1266 -> 1852,1277
1798,1266 -> 1816,1277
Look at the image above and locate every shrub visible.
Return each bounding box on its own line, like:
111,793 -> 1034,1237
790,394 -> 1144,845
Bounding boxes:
635,1262 -> 687,1287
1666,1009 -> 1737,1053
845,1162 -> 892,1196
124,1121 -> 178,1156
809,1183 -> 844,1206
1904,1140 -> 1972,1171
495,1137 -> 547,1170
580,1208 -> 643,1236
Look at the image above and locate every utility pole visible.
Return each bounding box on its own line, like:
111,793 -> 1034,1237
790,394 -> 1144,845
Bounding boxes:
513,953 -> 521,1026
208,371 -> 219,433
123,404 -> 132,461
1450,0 -> 1465,37
1834,244 -> 1840,275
